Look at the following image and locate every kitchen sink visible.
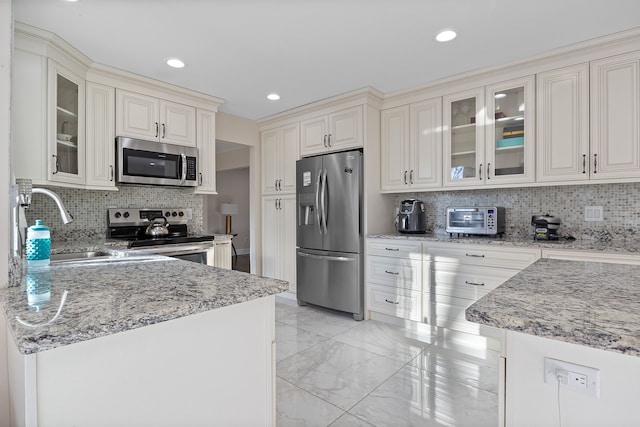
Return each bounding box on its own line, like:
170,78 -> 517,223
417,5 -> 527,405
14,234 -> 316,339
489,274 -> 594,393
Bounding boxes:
50,251 -> 115,264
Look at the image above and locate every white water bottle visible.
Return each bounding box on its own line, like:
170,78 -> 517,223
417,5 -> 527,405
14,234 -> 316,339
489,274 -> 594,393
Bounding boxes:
26,219 -> 51,267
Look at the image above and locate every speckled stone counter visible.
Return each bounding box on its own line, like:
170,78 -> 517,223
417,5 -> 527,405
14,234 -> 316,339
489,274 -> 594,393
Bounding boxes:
466,258 -> 640,357
1,254 -> 288,355
367,233 -> 640,254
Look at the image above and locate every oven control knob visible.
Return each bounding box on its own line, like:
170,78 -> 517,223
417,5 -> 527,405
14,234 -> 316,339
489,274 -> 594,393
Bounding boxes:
123,212 -> 130,218
178,211 -> 184,217
114,212 -> 121,218
172,211 -> 178,217
165,211 -> 171,217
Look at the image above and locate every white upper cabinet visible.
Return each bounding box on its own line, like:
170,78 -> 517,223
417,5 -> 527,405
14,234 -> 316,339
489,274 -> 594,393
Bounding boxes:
443,77 -> 534,188
48,59 -> 86,186
484,76 -> 535,185
536,63 -> 590,182
590,51 -> 640,180
443,87 -> 485,187
261,123 -> 299,195
195,109 -> 217,194
300,105 -> 362,156
381,98 -> 442,192
537,53 -> 640,183
85,82 -> 116,190
116,89 -> 196,146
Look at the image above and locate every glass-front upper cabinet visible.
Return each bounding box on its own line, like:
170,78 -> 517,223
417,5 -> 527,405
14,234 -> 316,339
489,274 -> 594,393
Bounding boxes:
443,87 -> 485,187
48,59 -> 85,185
484,76 -> 535,184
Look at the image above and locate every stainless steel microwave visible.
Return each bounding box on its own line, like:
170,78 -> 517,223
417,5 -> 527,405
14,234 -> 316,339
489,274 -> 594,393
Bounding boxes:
116,137 -> 198,187
446,207 -> 505,236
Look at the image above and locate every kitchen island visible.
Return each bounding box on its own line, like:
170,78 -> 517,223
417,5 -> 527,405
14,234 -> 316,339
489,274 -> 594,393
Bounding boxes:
2,253 -> 288,427
466,258 -> 640,426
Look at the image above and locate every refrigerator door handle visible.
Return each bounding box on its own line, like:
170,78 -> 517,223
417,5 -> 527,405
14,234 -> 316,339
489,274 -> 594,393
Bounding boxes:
321,169 -> 328,235
315,169 -> 322,235
298,252 -> 354,262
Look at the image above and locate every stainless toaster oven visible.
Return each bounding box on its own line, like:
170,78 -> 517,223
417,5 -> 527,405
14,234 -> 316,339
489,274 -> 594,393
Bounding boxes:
446,207 -> 505,236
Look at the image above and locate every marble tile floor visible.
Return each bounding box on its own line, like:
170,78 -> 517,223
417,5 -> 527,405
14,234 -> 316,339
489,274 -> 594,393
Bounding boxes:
275,295 -> 500,427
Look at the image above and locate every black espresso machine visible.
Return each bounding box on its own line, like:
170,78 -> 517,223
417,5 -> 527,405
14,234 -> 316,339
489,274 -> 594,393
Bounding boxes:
531,214 -> 561,240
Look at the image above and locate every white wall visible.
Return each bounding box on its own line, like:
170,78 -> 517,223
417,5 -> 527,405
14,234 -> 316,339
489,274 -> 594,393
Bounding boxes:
1,0 -> 12,425
206,167 -> 251,254
214,112 -> 260,272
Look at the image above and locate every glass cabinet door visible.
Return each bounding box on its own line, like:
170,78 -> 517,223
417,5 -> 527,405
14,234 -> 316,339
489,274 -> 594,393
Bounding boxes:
485,76 -> 535,184
49,60 -> 85,185
443,87 -> 485,187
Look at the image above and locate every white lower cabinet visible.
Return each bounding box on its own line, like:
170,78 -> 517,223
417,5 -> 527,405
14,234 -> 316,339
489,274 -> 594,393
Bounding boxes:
366,239 -> 541,346
262,195 -> 296,292
366,239 -> 423,321
425,243 -> 540,342
213,238 -> 232,269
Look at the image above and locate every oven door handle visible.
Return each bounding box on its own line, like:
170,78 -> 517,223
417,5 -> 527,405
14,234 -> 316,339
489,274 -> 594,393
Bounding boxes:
129,244 -> 214,256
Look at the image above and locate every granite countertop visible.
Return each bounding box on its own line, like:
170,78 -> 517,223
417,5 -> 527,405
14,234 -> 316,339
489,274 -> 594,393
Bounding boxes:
367,233 -> 640,254
2,250 -> 288,355
466,258 -> 640,357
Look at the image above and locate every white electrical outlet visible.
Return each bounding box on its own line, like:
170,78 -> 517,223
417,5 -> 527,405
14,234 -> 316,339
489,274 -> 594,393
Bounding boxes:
584,206 -> 603,222
544,357 -> 600,398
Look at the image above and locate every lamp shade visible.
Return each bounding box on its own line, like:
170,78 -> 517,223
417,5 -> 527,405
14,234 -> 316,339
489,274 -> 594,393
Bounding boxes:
220,203 -> 239,215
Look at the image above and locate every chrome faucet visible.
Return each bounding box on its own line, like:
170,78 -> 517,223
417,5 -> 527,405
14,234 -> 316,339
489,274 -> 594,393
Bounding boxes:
11,178 -> 74,257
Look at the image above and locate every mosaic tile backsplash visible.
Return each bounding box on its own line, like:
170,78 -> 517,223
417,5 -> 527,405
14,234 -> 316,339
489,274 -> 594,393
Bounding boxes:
24,185 -> 204,240
394,182 -> 640,241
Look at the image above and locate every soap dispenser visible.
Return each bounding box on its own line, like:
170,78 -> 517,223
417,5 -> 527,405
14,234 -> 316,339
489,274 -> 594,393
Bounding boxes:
26,219 -> 51,267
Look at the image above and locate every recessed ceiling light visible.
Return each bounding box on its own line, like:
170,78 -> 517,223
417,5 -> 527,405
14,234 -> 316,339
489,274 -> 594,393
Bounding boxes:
495,93 -> 507,99
166,58 -> 185,69
267,93 -> 280,101
435,29 -> 457,43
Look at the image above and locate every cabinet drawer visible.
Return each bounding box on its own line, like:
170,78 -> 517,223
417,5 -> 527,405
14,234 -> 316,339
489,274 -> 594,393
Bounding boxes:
367,239 -> 422,260
426,244 -> 539,269
432,264 -> 517,299
367,284 -> 421,322
367,255 -> 422,290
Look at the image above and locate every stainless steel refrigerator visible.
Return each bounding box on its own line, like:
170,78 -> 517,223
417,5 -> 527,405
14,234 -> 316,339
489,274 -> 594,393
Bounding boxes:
296,149 -> 363,320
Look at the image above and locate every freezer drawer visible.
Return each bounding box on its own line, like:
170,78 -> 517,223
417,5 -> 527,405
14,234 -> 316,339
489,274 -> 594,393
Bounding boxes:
296,248 -> 362,318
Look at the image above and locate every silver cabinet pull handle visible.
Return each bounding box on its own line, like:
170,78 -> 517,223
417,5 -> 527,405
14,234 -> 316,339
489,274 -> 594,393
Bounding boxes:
384,299 -> 400,305
323,135 -> 328,148
465,253 -> 485,258
410,170 -> 414,184
198,172 -> 203,185
384,270 -> 400,275
328,133 -> 332,147
162,123 -> 166,138
155,122 -> 159,138
487,163 -> 491,179
384,247 -> 400,251
593,153 -> 598,174
404,170 -> 408,185
479,163 -> 483,180
582,154 -> 586,173
52,154 -> 59,174
465,280 -> 485,286
110,165 -> 114,182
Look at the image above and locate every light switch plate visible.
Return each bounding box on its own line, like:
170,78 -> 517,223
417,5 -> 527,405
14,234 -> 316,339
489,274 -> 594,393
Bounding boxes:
584,206 -> 603,221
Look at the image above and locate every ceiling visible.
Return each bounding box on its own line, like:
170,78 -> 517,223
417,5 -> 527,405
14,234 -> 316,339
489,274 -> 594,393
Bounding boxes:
13,0 -> 640,121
